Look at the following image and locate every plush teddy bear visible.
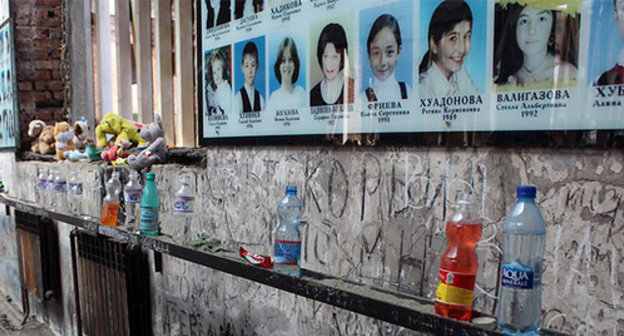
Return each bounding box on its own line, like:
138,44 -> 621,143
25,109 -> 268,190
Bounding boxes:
137,114 -> 164,146
28,120 -> 55,154
95,113 -> 146,149
72,117 -> 91,149
127,137 -> 167,170
54,121 -> 76,161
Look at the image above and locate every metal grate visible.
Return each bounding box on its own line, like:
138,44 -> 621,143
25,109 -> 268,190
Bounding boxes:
14,210 -> 60,301
70,230 -> 152,336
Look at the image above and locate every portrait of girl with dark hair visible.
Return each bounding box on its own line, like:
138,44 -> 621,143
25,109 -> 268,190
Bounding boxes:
205,0 -> 231,29
310,23 -> 355,107
361,14 -> 411,102
269,37 -> 306,110
419,0 -> 478,98
592,0 -> 624,86
493,2 -> 579,90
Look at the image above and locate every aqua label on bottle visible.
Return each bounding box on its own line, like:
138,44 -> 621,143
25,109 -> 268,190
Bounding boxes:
37,178 -> 46,189
125,188 -> 142,203
274,239 -> 301,266
53,181 -> 67,193
173,196 -> 195,213
140,207 -> 159,233
502,262 -> 541,289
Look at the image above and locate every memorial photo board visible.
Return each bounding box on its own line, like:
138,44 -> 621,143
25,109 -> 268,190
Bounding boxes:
197,0 -> 624,144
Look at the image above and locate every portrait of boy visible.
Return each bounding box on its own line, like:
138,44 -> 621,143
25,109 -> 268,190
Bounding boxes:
234,40 -> 266,113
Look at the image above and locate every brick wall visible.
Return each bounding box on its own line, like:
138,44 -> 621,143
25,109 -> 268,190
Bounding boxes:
14,0 -> 65,150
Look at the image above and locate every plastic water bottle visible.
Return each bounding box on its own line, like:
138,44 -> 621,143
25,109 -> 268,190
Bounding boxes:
497,186 -> 546,335
46,168 -> 56,210
35,168 -> 47,205
53,169 -> 67,211
68,175 -> 83,217
435,194 -> 482,321
274,185 -> 303,277
124,170 -> 142,233
173,176 -> 194,242
140,172 -> 159,236
100,171 -> 122,226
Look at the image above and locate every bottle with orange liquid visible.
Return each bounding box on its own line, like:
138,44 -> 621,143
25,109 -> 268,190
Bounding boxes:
435,194 -> 482,321
100,171 -> 122,226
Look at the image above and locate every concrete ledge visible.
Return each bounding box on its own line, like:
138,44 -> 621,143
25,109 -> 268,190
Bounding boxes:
0,194 -> 572,336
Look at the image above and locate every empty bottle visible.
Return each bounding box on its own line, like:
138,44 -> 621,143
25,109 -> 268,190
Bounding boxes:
140,172 -> 159,236
100,171 -> 122,226
274,185 -> 303,277
46,168 -> 56,210
435,194 -> 482,321
68,175 -> 83,217
497,186 -> 546,335
35,168 -> 47,205
173,175 -> 194,242
124,171 -> 142,233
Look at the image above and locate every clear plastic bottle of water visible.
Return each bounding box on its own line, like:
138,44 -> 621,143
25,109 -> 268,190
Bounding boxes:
46,168 -> 57,211
53,169 -> 68,212
497,185 -> 546,336
124,170 -> 142,233
35,168 -> 47,205
173,175 -> 194,243
274,185 -> 303,277
68,175 -> 83,217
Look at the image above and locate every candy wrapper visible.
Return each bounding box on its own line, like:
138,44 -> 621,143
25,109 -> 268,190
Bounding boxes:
239,246 -> 273,270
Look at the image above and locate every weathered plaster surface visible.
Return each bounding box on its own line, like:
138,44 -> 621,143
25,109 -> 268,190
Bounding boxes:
6,146 -> 624,335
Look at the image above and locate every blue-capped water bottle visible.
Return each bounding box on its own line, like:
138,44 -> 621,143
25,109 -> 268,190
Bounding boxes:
173,175 -> 194,243
46,168 -> 56,210
124,170 -> 142,233
274,185 -> 303,277
497,186 -> 546,335
68,175 -> 83,217
35,168 -> 47,205
53,169 -> 68,212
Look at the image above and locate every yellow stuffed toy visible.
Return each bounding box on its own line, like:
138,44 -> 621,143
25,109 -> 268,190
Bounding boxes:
95,113 -> 146,149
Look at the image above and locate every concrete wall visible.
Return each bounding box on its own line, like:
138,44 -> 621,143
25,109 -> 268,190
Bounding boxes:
5,146 -> 623,335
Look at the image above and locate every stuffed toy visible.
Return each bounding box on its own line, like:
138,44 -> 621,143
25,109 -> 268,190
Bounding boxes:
72,117 -> 91,149
54,121 -> 76,161
28,120 -> 55,154
127,138 -> 167,170
27,120 -> 46,139
63,150 -> 88,162
138,114 -> 164,146
95,113 -> 146,149
85,141 -> 102,161
101,145 -> 129,162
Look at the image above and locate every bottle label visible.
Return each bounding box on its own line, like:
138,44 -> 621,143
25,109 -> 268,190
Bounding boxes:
37,178 -> 46,189
69,183 -> 83,195
53,181 -> 67,193
435,269 -> 476,306
274,239 -> 301,266
173,196 -> 195,213
140,207 -> 159,233
502,262 -> 540,289
125,188 -> 142,203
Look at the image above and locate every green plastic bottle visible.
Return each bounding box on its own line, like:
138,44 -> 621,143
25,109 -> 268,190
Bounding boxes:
140,172 -> 159,236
